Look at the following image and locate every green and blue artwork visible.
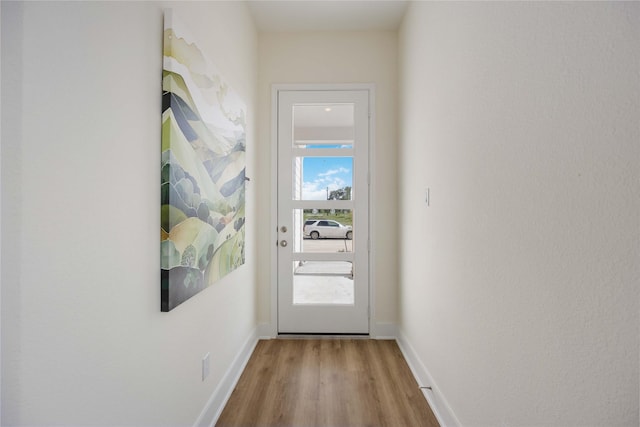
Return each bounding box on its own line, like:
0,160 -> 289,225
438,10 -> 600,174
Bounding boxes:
161,10 -> 246,312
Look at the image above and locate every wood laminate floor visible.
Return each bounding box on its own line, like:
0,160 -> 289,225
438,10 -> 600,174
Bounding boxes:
216,339 -> 440,427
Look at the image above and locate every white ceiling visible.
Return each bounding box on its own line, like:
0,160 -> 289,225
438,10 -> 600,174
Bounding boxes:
246,1 -> 409,32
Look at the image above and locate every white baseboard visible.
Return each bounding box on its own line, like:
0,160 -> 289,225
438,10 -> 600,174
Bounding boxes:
256,321 -> 394,339
396,330 -> 461,427
193,327 -> 260,427
256,321 -> 276,339
372,321 -> 397,339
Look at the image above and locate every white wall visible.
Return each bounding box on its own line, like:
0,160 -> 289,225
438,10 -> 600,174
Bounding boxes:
0,3 -> 3,423
257,31 -> 398,332
398,2 -> 639,426
1,1 -> 257,425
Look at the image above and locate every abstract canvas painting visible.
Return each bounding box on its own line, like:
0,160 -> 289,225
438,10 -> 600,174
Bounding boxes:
161,10 -> 246,312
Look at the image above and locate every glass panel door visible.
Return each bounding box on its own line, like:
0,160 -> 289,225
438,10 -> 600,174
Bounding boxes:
277,89 -> 369,334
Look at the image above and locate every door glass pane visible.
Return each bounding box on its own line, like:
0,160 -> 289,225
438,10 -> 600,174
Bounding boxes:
293,209 -> 354,253
293,261 -> 354,305
292,104 -> 354,147
298,143 -> 353,149
293,156 -> 353,201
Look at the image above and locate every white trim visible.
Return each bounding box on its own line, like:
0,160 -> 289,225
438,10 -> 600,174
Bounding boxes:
270,83 -> 376,336
366,86 -> 377,338
256,322 -> 274,339
372,322 -> 397,339
292,147 -> 354,157
269,85 -> 279,338
0,3 -> 3,421
193,328 -> 260,427
396,330 -> 461,427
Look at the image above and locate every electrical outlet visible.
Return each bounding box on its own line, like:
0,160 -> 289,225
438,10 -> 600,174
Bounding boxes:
202,353 -> 210,381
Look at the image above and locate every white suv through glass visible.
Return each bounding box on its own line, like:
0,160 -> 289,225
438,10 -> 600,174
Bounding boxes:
303,219 -> 353,240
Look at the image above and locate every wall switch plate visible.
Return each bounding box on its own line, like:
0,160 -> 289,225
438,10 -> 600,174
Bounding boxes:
202,353 -> 210,381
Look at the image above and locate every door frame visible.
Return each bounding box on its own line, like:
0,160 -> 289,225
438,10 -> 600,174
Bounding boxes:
269,83 -> 377,337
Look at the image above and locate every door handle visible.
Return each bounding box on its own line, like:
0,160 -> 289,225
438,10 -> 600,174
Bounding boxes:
280,240 -> 288,247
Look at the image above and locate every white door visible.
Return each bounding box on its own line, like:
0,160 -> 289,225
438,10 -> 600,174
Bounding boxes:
277,89 -> 370,334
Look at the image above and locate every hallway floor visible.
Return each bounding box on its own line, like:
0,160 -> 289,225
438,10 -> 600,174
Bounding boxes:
216,339 -> 440,427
